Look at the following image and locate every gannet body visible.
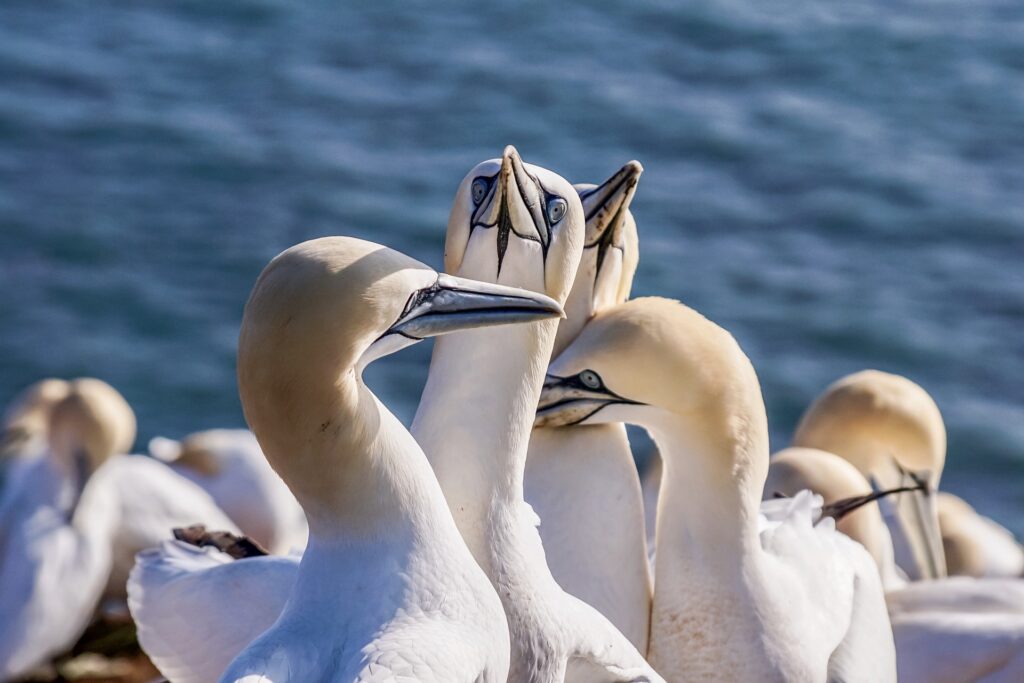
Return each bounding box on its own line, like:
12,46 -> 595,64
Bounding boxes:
765,446 -> 1024,682
793,370 -> 949,581
414,148 -> 661,682
523,162 -> 652,653
937,492 -> 1024,579
0,454 -> 111,680
129,541 -> 300,683
0,379 -> 135,678
149,429 -> 308,554
0,380 -> 73,548
538,298 -> 896,682
133,236 -> 562,682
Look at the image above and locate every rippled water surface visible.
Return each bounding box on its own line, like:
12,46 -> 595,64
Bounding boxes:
1,1 -> 1022,529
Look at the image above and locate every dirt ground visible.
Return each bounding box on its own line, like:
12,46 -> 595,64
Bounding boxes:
19,621 -> 162,683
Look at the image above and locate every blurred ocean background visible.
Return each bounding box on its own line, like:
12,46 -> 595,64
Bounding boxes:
1,2 -> 1022,530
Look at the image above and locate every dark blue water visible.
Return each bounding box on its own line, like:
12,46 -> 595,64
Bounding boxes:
1,1 -> 1022,530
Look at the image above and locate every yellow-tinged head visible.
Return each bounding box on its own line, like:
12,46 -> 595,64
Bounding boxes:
237,236 -> 563,505
793,370 -> 946,485
766,447 -> 889,567
48,378 -> 136,478
538,297 -> 763,431
1,378 -> 71,457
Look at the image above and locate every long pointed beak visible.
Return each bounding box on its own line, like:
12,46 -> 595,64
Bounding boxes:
579,160 -> 643,247
384,274 -> 563,340
534,373 -> 641,427
873,467 -> 947,580
819,481 -> 927,523
500,145 -> 549,249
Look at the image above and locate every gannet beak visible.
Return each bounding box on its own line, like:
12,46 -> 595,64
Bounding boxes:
384,274 -> 563,340
819,481 -> 928,523
500,145 -> 550,250
534,373 -> 641,427
579,160 -> 643,249
872,466 -> 947,580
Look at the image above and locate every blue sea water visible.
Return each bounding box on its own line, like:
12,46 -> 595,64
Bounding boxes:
1,2 -> 1022,530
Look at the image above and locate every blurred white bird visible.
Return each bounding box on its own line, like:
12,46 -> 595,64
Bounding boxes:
937,491 -> 1024,579
0,378 -> 239,681
766,446 -> 1024,682
792,370 -> 949,580
149,428 -> 307,554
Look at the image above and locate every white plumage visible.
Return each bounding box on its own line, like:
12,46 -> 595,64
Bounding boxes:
766,445 -> 1024,682
525,161 -> 652,655
538,297 -> 896,682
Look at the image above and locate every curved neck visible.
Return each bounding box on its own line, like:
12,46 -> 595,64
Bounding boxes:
412,318 -> 556,561
252,370 -> 449,540
646,409 -> 771,675
650,409 -> 768,584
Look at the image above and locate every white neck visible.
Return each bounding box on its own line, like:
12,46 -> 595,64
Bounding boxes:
647,409 -> 772,675
261,372 -> 452,543
650,414 -> 765,580
412,318 -> 555,569
525,423 -> 652,650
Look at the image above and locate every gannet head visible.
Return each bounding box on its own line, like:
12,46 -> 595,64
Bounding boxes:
47,378 -> 136,486
792,369 -> 947,579
766,447 -> 890,568
238,237 -> 563,477
445,145 -> 584,304
239,236 -> 563,383
553,161 -> 643,356
1,378 -> 71,458
536,298 -> 767,465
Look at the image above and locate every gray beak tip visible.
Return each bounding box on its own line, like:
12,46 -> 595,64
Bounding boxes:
624,160 -> 644,178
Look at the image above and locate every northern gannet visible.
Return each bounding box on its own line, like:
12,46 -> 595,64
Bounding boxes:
218,236 -> 567,682
764,446 -> 1024,682
413,147 -> 662,682
523,161 -> 652,652
537,298 -> 897,682
132,236 -> 564,682
0,377 -> 239,680
0,379 -> 73,530
0,376 -> 232,679
149,429 -> 308,554
793,370 -> 948,580
0,379 -> 133,678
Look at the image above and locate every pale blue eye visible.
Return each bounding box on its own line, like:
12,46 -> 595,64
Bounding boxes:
580,370 -> 601,389
472,178 -> 489,205
547,197 -> 568,223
